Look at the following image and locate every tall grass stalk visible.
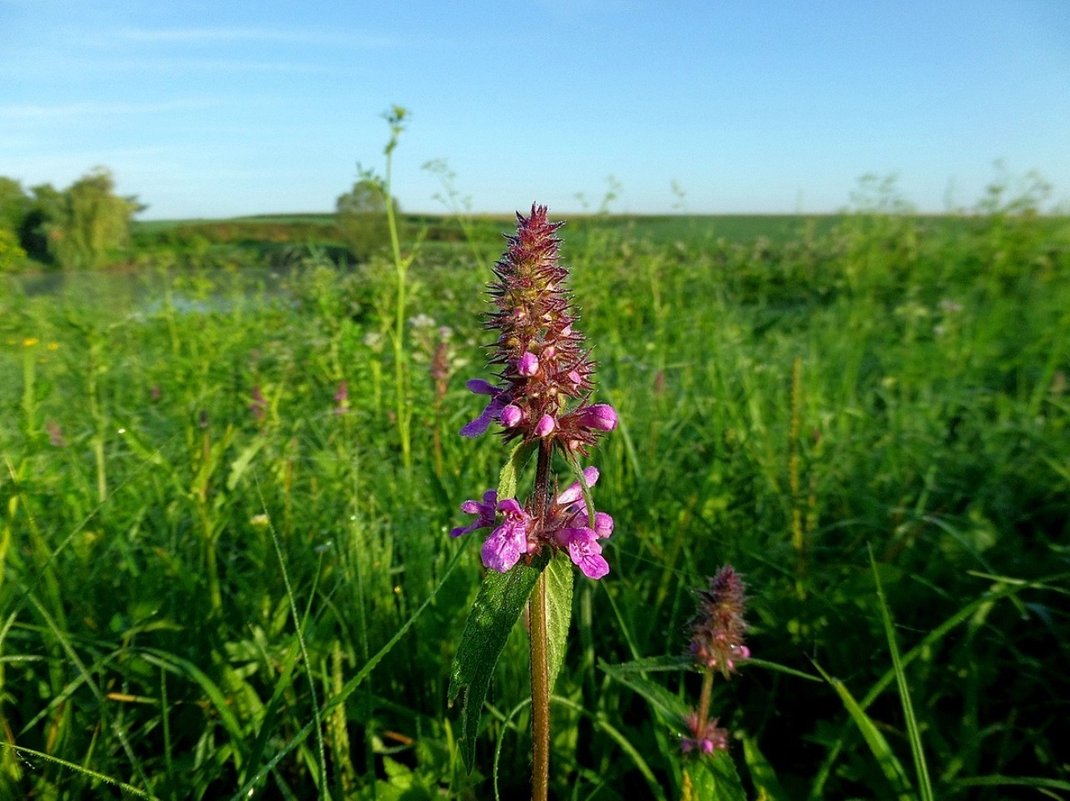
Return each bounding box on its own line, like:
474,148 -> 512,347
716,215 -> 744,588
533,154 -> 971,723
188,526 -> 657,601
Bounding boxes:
382,105 -> 414,475
870,547 -> 934,801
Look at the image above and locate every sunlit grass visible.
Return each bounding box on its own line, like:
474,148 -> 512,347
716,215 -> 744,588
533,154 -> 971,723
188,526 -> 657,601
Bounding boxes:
1,200 -> 1068,798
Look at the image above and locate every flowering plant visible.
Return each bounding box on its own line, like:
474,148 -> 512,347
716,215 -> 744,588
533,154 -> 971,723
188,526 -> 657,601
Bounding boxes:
447,206 -> 617,798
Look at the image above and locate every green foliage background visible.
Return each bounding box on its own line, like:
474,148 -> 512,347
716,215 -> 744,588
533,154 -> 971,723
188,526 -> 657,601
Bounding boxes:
0,182 -> 1068,799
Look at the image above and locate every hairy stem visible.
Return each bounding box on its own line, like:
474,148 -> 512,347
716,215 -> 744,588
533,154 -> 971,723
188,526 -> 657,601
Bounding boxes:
696,667 -> 714,741
530,439 -> 554,801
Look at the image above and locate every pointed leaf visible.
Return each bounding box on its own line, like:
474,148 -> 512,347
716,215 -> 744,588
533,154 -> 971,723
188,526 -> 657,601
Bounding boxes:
742,735 -> 788,801
600,659 -> 691,722
544,552 -> 574,692
686,752 -> 747,801
497,440 -> 535,501
815,661 -> 914,801
448,551 -> 549,773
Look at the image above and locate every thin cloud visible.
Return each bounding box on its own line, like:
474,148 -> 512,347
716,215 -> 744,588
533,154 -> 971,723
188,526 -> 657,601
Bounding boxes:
0,98 -> 223,120
114,26 -> 403,48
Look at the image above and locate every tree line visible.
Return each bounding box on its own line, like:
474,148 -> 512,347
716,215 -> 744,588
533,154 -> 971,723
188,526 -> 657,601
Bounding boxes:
0,167 -> 143,271
0,167 -> 401,272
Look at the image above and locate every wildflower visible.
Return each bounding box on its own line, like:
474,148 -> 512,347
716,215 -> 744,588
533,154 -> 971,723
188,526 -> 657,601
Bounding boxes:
47,341 -> 60,351
46,420 -> 66,448
457,204 -> 617,452
460,379 -> 509,437
451,466 -> 613,579
680,712 -> 729,756
481,498 -> 533,572
334,380 -> 350,414
689,566 -> 750,678
453,205 -> 617,580
22,337 -> 39,347
250,513 -> 270,528
409,313 -> 436,330
450,490 -> 498,538
250,385 -> 267,422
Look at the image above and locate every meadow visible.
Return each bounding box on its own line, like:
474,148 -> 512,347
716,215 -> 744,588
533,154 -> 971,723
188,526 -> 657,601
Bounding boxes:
1,194 -> 1068,799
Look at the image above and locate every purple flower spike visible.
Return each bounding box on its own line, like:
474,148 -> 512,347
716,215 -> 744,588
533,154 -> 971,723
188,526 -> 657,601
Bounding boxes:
481,499 -> 532,573
500,404 -> 523,428
451,489 -> 498,538
518,351 -> 539,376
689,565 -> 749,678
452,207 -> 618,579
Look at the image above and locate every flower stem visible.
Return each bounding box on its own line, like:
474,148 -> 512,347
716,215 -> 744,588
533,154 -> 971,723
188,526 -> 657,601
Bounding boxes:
530,568 -> 550,801
530,439 -> 553,801
696,667 -> 714,740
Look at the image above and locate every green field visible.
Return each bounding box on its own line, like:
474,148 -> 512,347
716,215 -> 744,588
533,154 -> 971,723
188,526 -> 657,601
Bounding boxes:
2,206 -> 1069,799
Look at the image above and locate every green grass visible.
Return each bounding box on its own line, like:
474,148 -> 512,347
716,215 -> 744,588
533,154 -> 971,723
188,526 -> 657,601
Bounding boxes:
1,206 -> 1069,799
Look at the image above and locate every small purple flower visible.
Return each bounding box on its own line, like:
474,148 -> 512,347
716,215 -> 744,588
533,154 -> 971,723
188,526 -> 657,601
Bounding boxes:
680,712 -> 729,756
500,403 -> 523,428
450,490 -> 498,538
449,465 -> 614,579
518,351 -> 539,376
46,419 -> 66,448
333,380 -> 350,414
535,414 -> 556,438
559,527 -> 609,579
556,466 -> 599,507
250,385 -> 267,422
573,403 -> 618,432
481,498 -> 532,572
577,509 -> 614,539
460,379 -> 508,437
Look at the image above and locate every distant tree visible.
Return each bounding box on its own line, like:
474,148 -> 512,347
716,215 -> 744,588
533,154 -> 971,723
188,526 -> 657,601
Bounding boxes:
42,167 -> 142,269
0,177 -> 31,233
0,228 -> 26,271
0,177 -> 31,270
19,183 -> 62,263
336,176 -> 398,259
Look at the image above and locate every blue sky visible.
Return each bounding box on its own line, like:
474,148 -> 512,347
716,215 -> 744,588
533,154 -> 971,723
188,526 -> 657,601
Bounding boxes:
2,0 -> 1068,219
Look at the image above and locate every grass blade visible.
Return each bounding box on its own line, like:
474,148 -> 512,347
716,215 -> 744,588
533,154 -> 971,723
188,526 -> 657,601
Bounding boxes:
871,546 -> 934,801
813,661 -> 914,801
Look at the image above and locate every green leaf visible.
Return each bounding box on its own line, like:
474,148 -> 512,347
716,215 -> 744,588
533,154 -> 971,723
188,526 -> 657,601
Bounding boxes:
742,735 -> 787,801
544,552 -> 574,693
814,661 -> 914,801
497,440 -> 535,500
600,659 -> 691,722
448,551 -> 549,773
683,753 -> 747,801
227,436 -> 267,491
600,654 -> 694,673
870,546 -> 934,801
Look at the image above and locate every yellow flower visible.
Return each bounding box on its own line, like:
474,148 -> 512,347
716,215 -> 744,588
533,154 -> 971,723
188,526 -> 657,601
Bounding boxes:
47,342 -> 60,351
23,337 -> 39,347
